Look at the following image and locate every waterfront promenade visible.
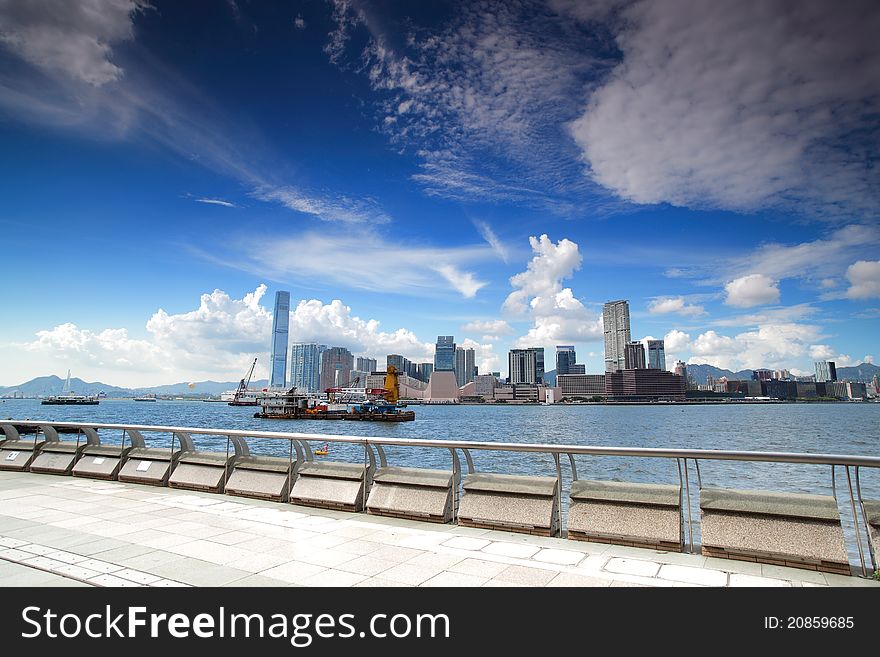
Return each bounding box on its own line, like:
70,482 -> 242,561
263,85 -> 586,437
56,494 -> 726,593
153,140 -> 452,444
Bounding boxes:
1,470 -> 876,588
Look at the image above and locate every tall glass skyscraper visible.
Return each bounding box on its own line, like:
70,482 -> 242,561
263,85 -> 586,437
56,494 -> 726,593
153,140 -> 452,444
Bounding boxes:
556,345 -> 576,375
434,336 -> 456,371
269,291 -> 290,388
647,340 -> 666,370
815,360 -> 837,383
319,347 -> 354,392
603,300 -> 631,372
454,347 -> 475,387
290,343 -> 326,394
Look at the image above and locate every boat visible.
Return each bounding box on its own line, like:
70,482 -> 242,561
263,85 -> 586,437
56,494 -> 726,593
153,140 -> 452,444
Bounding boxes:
41,370 -> 99,405
133,394 -> 157,402
314,443 -> 329,456
225,358 -> 264,406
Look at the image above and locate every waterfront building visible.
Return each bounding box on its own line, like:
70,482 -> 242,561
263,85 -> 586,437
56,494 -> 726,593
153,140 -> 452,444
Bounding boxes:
752,369 -> 773,381
434,336 -> 456,371
815,361 -> 837,383
624,341 -> 646,369
558,374 -> 606,400
556,346 -> 577,376
569,364 -> 586,375
269,291 -> 290,388
762,380 -> 798,400
319,347 -> 354,393
646,340 -> 666,371
455,347 -> 476,387
603,300 -> 631,372
508,347 -> 545,384
604,369 -> 686,402
289,343 -> 326,394
356,357 -> 377,373
673,360 -> 688,379
474,374 -> 498,399
415,362 -> 434,383
424,370 -> 459,402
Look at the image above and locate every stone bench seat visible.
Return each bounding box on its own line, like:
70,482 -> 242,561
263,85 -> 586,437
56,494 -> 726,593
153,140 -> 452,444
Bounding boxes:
225,455 -> 295,502
118,447 -> 181,487
289,461 -> 372,512
366,466 -> 456,523
28,440 -> 85,475
0,438 -> 47,471
458,473 -> 559,536
72,444 -> 132,480
168,451 -> 234,493
568,480 -> 683,551
700,487 -> 850,575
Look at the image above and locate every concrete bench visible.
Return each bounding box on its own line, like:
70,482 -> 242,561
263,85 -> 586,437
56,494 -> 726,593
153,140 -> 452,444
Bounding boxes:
118,446 -> 183,487
366,466 -> 457,523
700,487 -> 850,575
568,480 -> 683,551
72,441 -> 135,481
289,459 -> 373,513
224,439 -> 299,503
863,500 -> 880,571
28,426 -> 99,475
0,424 -> 52,472
458,473 -> 559,536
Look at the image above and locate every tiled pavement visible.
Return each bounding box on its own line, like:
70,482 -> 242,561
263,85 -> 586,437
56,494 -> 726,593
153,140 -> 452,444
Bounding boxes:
1,471 -> 877,588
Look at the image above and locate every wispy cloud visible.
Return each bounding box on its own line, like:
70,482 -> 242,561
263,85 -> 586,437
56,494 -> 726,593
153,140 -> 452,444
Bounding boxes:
473,220 -> 508,262
195,197 -> 237,208
252,186 -> 390,224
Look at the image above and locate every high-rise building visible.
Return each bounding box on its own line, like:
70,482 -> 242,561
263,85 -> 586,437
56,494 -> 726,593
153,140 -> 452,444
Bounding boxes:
815,361 -> 837,383
603,300 -> 631,372
269,291 -> 290,388
646,340 -> 666,370
752,369 -> 773,382
434,336 -> 456,371
415,362 -> 434,383
454,347 -> 476,387
673,360 -> 688,381
624,341 -> 646,369
569,364 -> 586,375
556,345 -> 576,376
319,347 -> 354,393
356,357 -> 377,373
387,354 -> 410,374
508,347 -> 545,384
289,343 -> 326,394
605,369 -> 686,402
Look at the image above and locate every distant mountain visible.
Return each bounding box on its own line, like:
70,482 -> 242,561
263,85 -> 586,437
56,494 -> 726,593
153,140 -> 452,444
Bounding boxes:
684,364 -> 753,385
133,380 -> 270,395
0,375 -> 271,398
837,363 -> 879,383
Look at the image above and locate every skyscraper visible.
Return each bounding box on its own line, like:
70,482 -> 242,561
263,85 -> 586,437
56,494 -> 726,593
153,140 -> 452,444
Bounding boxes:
434,336 -> 456,371
815,361 -> 837,383
508,347 -> 545,384
646,339 -> 666,370
674,360 -> 688,381
290,343 -> 325,394
269,291 -> 290,388
356,357 -> 377,373
454,347 -> 476,387
556,345 -> 576,376
387,354 -> 411,375
624,341 -> 646,369
603,300 -> 631,372
416,363 -> 434,382
319,347 -> 354,392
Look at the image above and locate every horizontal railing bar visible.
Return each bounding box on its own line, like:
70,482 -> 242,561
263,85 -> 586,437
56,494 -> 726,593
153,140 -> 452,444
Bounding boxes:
8,419 -> 880,468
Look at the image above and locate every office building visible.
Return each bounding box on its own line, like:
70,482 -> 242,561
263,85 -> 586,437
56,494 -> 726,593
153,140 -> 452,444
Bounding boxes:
455,347 -> 476,387
387,354 -> 410,374
605,369 -> 686,402
624,341 -> 646,369
646,340 -> 666,370
434,336 -> 456,371
815,361 -> 837,383
603,300 -> 631,372
269,291 -> 290,388
556,346 -> 577,376
508,347 -> 545,384
569,364 -> 586,375
752,369 -> 773,382
558,374 -> 606,400
289,343 -> 325,394
356,357 -> 377,373
474,374 -> 498,399
319,347 -> 354,393
415,362 -> 434,383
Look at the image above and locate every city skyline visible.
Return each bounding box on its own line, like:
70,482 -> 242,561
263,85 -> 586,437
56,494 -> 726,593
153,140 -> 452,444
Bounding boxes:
1,1 -> 878,387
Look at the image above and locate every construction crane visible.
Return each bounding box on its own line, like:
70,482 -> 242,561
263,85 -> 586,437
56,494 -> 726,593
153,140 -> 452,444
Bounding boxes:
383,365 -> 401,404
231,358 -> 258,405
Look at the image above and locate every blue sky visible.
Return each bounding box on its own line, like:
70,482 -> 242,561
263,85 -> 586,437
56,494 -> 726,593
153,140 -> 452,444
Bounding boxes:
1,0 -> 878,386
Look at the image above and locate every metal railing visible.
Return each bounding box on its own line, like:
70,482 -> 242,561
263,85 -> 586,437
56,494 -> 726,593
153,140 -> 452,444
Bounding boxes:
6,419 -> 880,577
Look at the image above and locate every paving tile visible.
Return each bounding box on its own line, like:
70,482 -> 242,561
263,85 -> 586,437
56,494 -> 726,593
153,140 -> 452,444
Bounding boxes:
90,574 -> 144,587
447,558 -> 511,578
52,564 -> 102,580
221,574 -> 289,587
148,558 -> 253,587
405,552 -> 465,570
43,550 -> 90,564
547,572 -> 612,587
297,569 -> 368,587
353,577 -> 413,587
0,547 -> 33,561
702,557 -> 764,576
420,571 -> 489,587
381,563 -> 444,586
18,543 -> 57,556
21,555 -> 67,570
0,536 -> 28,548
114,568 -> 162,585
337,555 -> 399,577
657,564 -> 727,587
259,561 -> 328,584
76,559 -> 124,574
149,579 -> 192,587
728,574 -> 792,587
603,558 -> 661,578
492,565 -> 556,587
761,565 -> 827,585
482,579 -> 527,587
480,541 -> 540,559
442,536 -> 492,551
532,548 -> 585,566
821,573 -> 880,588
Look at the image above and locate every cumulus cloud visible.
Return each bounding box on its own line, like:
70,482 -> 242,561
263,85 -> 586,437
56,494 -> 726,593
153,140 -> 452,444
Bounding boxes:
689,323 -> 826,370
845,260 -> 880,299
647,296 -> 705,317
458,338 -> 502,376
663,329 -> 691,353
808,344 -> 835,360
568,0 -> 880,218
460,320 -> 514,341
724,274 -> 780,308
0,0 -> 148,86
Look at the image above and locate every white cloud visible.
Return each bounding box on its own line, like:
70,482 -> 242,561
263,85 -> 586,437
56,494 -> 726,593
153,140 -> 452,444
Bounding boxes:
568,1 -> 880,218
865,355 -> 875,364
0,0 -> 148,86
819,278 -> 838,289
433,265 -> 486,298
663,329 -> 691,353
195,198 -> 236,208
473,220 -> 508,262
647,296 -> 705,317
845,260 -> 880,299
724,274 -> 779,308
18,284 -> 437,386
294,15 -> 306,30
689,323 -> 826,370
809,344 -> 835,360
460,320 -> 514,342
252,186 -> 391,224
458,338 -> 501,375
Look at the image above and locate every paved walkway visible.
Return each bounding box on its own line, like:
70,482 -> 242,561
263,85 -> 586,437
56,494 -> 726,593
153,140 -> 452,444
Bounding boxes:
1,471 -> 876,588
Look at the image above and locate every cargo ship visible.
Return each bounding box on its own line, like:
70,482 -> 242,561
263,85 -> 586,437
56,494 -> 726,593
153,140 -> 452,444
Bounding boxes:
253,365 -> 414,422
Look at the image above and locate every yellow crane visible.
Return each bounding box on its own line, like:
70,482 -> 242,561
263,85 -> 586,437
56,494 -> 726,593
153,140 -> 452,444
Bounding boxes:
383,365 -> 401,404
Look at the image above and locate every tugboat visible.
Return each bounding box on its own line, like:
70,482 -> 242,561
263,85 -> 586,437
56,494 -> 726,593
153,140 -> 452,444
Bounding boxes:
41,370 -> 99,405
254,365 -> 414,422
